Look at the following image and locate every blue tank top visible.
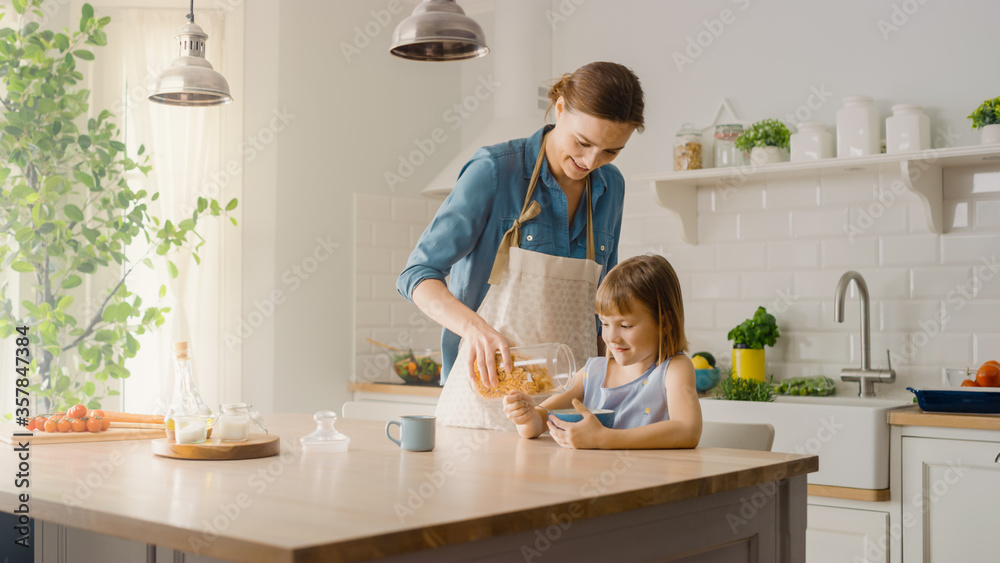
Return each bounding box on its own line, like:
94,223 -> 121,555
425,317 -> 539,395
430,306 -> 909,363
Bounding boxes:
581,356 -> 675,429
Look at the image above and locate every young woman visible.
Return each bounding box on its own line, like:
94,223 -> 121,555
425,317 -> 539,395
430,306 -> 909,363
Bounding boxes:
504,255 -> 702,449
397,62 -> 645,430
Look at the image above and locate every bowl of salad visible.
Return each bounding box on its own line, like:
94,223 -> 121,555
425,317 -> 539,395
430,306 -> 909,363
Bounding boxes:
392,350 -> 441,386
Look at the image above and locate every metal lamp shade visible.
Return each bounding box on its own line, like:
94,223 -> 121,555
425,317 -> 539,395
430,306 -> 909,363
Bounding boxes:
149,22 -> 232,106
389,0 -> 489,62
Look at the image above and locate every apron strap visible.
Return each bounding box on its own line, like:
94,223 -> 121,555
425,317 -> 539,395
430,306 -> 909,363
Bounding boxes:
488,133 -> 595,284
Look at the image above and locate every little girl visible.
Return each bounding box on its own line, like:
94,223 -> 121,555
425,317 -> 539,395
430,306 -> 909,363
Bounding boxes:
503,254 -> 702,449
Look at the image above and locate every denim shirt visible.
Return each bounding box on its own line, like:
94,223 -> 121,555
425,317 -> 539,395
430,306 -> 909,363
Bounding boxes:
396,125 -> 625,382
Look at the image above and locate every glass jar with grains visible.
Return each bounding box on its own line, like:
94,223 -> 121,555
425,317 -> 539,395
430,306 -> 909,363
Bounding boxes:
674,123 -> 703,171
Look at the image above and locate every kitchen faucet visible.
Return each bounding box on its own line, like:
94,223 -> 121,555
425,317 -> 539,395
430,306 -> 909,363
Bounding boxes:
834,271 -> 896,397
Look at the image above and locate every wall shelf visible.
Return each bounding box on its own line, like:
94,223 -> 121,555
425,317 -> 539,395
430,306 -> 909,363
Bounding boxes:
632,144 -> 1000,244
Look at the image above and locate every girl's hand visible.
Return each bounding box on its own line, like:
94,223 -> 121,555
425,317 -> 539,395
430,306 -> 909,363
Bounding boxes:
546,399 -> 608,450
465,325 -> 512,389
503,391 -> 537,425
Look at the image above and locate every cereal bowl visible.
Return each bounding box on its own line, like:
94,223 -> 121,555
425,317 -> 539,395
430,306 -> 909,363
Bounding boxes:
548,408 -> 615,428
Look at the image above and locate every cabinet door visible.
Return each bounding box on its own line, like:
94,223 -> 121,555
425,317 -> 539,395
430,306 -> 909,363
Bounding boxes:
806,505 -> 888,563
902,437 -> 1000,563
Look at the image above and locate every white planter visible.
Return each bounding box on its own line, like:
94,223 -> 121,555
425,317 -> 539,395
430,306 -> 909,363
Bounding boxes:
790,121 -> 834,161
750,146 -> 787,165
886,103 -> 930,154
981,124 -> 1000,145
836,95 -> 880,157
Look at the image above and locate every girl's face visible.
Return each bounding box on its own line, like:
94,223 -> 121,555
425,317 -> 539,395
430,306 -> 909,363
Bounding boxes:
600,305 -> 660,370
547,97 -> 635,185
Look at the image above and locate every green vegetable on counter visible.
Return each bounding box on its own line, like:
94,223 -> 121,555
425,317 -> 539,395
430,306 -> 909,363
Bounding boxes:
773,375 -> 837,396
714,372 -> 777,402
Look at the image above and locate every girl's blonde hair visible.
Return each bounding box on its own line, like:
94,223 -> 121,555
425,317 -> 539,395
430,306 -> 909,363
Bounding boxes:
546,61 -> 645,132
595,254 -> 687,363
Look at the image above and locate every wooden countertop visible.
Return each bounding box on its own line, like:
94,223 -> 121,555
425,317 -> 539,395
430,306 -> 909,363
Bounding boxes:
1,414 -> 816,563
348,381 -> 442,397
889,404 -> 1000,431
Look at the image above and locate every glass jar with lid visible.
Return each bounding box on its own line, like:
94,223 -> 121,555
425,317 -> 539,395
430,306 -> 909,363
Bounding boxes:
215,402 -> 268,442
673,123 -> 703,171
713,124 -> 746,168
469,343 -> 577,399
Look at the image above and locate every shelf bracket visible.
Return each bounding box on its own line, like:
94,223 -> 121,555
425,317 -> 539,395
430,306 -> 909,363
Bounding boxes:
899,160 -> 943,234
652,180 -> 698,244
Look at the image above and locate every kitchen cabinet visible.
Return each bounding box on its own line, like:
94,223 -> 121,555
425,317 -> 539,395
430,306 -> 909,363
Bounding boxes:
901,434 -> 1000,562
35,521 -> 228,563
806,504 -> 889,563
633,144 -> 1000,244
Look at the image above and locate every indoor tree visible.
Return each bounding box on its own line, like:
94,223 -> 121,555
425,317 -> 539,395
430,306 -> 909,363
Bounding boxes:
0,0 -> 236,413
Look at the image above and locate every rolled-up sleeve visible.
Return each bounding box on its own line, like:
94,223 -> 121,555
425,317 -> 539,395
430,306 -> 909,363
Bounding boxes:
397,150 -> 499,302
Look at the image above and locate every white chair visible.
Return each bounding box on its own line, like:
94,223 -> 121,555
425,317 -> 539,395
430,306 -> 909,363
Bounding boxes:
341,400 -> 436,421
698,420 -> 775,452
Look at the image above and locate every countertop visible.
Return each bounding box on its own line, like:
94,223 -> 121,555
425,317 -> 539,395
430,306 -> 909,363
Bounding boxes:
888,404 -> 1000,431
348,381 -> 441,396
1,414 -> 816,562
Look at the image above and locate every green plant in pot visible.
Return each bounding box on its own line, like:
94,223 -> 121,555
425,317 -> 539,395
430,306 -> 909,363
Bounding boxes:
735,119 -> 791,164
727,307 -> 779,383
0,1 -> 236,413
967,97 -> 1000,145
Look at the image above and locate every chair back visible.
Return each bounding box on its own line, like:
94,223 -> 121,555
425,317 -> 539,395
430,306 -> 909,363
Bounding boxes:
699,420 -> 775,452
341,400 -> 436,422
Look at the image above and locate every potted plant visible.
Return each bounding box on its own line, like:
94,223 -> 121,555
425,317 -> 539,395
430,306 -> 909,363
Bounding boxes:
735,119 -> 791,164
967,97 -> 1000,145
726,307 -> 779,382
0,1 -> 236,413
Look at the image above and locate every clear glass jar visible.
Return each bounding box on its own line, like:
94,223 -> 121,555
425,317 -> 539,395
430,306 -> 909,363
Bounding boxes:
713,124 -> 746,168
470,343 -> 577,399
673,123 -> 703,171
215,402 -> 267,442
173,415 -> 209,444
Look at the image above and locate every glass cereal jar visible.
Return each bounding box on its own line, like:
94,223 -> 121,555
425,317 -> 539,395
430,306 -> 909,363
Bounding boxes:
674,123 -> 703,171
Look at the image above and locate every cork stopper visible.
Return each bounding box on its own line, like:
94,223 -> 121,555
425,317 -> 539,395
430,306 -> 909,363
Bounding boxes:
173,341 -> 190,359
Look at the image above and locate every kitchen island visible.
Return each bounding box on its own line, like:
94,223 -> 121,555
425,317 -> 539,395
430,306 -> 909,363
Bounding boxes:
1,414 -> 816,562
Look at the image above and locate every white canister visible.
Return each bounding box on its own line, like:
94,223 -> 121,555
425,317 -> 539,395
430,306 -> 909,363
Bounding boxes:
886,104 -> 930,154
836,95 -> 880,158
790,121 -> 834,161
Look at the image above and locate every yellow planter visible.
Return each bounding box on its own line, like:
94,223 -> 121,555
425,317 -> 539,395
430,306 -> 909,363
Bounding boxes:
732,348 -> 765,381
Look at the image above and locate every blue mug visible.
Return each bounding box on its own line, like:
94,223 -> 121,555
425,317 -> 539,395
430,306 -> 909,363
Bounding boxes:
385,415 -> 436,452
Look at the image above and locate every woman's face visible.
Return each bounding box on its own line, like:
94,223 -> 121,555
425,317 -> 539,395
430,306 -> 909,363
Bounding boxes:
548,97 -> 636,184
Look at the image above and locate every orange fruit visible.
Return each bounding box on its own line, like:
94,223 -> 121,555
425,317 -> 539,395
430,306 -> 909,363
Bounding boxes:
961,379 -> 980,387
976,362 -> 1000,387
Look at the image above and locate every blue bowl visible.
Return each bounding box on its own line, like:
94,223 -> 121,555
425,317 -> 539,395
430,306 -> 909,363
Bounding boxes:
696,368 -> 722,393
548,408 -> 615,428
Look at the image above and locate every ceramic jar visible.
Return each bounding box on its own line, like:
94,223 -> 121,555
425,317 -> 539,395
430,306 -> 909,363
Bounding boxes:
885,104 -> 930,154
981,124 -> 1000,145
790,121 -> 834,161
836,95 -> 880,158
749,146 -> 787,165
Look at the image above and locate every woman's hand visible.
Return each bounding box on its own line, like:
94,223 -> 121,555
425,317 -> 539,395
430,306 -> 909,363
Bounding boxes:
465,325 -> 512,389
546,399 -> 608,449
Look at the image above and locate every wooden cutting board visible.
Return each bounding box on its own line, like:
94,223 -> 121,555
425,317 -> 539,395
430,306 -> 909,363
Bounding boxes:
151,434 -> 279,460
0,421 -> 165,445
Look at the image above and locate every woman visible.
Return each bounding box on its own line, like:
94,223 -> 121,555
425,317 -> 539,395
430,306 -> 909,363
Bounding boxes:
396,61 -> 645,430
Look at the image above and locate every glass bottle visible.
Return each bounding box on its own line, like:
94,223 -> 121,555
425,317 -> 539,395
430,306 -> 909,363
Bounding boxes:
164,341 -> 213,440
713,124 -> 746,168
673,123 -> 703,171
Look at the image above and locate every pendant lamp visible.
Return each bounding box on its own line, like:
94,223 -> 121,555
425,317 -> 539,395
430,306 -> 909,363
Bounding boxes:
149,0 -> 232,106
389,0 -> 489,62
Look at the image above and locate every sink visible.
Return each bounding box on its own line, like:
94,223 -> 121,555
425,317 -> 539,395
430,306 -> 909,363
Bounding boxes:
699,395 -> 911,490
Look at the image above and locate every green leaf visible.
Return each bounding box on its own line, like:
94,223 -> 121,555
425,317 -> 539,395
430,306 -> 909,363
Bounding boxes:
78,134 -> 92,149
11,261 -> 33,273
58,295 -> 74,310
230,217 -> 238,226
167,260 -> 178,279
22,22 -> 38,36
159,285 -> 167,298
101,304 -> 119,322
109,140 -> 126,152
38,222 -> 56,234
82,3 -> 94,21
62,275 -> 82,289
77,261 -> 96,274
82,381 -> 96,396
226,198 -> 238,211
64,204 -> 84,221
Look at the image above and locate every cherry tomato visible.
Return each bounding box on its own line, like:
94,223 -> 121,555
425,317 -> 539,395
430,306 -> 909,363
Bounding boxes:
961,379 -> 980,387
44,419 -> 57,432
57,418 -> 72,433
100,417 -> 111,431
34,416 -> 48,432
71,418 -> 87,432
25,419 -> 35,431
67,404 -> 87,419
53,411 -> 66,417
89,409 -> 105,418
976,362 -> 1000,387
86,418 -> 102,433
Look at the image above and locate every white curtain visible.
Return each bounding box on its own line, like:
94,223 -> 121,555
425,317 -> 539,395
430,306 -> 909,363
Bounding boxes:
90,7 -> 240,414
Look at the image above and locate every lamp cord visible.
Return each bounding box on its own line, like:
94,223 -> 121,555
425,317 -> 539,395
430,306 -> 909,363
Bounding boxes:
186,0 -> 194,22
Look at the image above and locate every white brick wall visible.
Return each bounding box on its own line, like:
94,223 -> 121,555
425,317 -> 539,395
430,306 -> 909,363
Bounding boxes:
355,165 -> 1000,394
355,194 -> 443,384
622,167 -> 1000,395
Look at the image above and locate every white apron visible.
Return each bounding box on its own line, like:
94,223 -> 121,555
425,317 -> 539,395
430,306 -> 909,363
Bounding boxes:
435,134 -> 603,431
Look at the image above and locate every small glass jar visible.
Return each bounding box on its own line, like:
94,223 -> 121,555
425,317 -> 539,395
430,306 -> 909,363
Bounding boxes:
713,124 -> 746,168
673,123 -> 703,171
215,403 -> 268,442
173,415 -> 210,444
885,104 -> 930,154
